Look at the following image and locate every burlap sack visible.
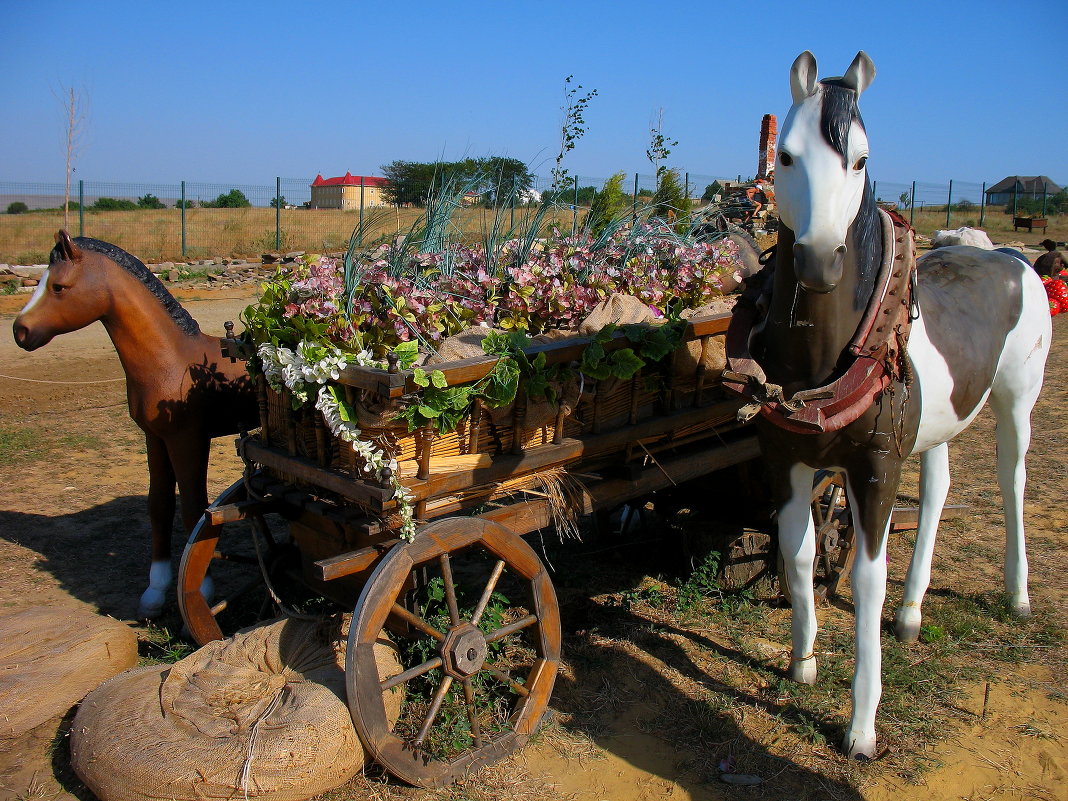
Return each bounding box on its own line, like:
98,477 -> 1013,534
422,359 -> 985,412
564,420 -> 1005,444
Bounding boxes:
675,299 -> 734,381
0,606 -> 138,738
424,325 -> 502,365
577,293 -> 658,335
70,616 -> 403,801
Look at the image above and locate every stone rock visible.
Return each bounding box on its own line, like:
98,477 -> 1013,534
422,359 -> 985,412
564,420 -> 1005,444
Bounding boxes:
932,227 -> 994,250
158,261 -> 174,271
20,278 -> 38,287
168,270 -> 180,282
11,266 -> 47,280
262,253 -> 280,263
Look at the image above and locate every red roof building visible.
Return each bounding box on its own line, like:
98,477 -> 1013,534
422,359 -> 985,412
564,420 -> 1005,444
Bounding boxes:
310,172 -> 391,209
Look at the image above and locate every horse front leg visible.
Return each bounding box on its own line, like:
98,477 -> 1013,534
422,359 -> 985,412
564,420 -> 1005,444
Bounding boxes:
842,462 -> 898,760
778,461 -> 819,685
894,442 -> 951,642
167,432 -> 215,604
140,433 -> 176,619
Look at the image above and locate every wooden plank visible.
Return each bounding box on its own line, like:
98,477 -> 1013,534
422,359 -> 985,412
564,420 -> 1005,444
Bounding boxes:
206,499 -> 278,526
241,439 -> 393,510
402,439 -> 585,502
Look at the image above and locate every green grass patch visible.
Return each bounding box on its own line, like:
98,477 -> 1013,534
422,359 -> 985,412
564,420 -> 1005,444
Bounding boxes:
0,424 -> 105,466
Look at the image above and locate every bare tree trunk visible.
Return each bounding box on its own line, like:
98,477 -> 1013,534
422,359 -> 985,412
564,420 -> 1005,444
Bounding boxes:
64,88 -> 75,231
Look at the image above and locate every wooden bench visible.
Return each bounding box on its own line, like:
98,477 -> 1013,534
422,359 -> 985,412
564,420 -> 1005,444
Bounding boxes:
1013,216 -> 1047,232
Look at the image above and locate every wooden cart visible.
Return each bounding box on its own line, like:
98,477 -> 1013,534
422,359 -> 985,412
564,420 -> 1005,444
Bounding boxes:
175,311 -> 939,786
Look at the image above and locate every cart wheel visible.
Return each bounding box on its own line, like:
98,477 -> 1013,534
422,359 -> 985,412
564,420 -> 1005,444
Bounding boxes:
346,517 -> 561,788
778,470 -> 856,604
178,479 -> 297,645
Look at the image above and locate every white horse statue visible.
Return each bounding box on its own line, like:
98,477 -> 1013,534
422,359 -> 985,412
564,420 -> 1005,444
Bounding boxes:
724,51 -> 1051,758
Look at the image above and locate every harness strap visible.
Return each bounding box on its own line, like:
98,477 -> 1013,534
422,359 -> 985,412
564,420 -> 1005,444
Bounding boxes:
723,209 -> 917,435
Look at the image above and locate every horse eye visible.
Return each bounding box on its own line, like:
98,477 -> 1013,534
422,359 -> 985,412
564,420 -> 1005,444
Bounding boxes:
779,152 -> 793,167
854,156 -> 868,171
51,283 -> 66,294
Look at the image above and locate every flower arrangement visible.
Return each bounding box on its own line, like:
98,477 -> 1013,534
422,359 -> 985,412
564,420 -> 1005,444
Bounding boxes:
241,211 -> 750,541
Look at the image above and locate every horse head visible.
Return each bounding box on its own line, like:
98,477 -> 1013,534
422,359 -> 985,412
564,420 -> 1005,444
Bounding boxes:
13,231 -> 114,351
776,51 -> 875,292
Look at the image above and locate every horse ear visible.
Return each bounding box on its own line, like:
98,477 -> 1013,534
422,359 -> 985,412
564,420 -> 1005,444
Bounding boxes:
790,51 -> 819,104
54,230 -> 82,263
841,51 -> 875,96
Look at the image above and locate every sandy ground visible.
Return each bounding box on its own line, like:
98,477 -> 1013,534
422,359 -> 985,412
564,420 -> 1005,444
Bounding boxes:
0,284 -> 1065,801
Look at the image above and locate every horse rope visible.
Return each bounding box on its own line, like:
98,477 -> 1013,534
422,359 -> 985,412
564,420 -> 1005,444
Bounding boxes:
0,372 -> 126,384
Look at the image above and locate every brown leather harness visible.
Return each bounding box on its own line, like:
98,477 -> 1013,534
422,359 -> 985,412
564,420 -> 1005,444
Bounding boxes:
722,209 -> 917,435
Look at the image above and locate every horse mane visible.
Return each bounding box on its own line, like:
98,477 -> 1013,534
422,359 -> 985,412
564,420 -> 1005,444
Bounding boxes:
53,237 -> 201,336
818,79 -> 881,308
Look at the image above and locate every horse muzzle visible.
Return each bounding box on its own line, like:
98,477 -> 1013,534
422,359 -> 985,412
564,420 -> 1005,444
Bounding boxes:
12,320 -> 48,351
793,242 -> 847,293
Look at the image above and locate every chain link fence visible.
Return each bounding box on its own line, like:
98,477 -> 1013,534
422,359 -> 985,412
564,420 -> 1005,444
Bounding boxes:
1,174 -> 1060,265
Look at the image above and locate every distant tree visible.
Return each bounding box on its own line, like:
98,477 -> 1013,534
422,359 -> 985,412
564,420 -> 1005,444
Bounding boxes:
646,109 -> 678,190
174,199 -> 195,209
269,195 -> 287,209
898,191 -> 912,209
56,85 -> 87,230
204,189 -> 252,208
137,193 -> 166,209
381,160 -> 439,206
586,172 -> 629,235
6,201 -> 28,214
652,169 -> 687,224
478,157 -> 535,205
92,197 -> 138,211
541,185 -> 596,206
551,75 -> 598,192
954,198 -> 975,211
701,181 -> 724,202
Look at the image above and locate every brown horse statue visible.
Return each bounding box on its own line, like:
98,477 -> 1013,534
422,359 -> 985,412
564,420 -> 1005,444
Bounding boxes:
12,231 -> 257,618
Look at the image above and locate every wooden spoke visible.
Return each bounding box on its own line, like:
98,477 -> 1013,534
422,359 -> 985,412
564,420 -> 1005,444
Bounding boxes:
208,574 -> 265,616
485,613 -> 538,643
381,656 -> 443,691
438,553 -> 462,626
389,602 -> 445,641
471,559 -> 506,626
481,663 -> 530,697
413,675 -> 454,747
461,678 -> 483,747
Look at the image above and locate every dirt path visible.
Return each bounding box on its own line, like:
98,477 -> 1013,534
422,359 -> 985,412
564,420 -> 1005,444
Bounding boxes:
0,288 -> 1065,801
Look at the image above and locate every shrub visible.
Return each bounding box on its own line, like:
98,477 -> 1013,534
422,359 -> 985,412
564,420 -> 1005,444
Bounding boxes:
137,193 -> 166,209
203,189 -> 252,208
586,172 -> 629,236
6,201 -> 28,214
92,197 -> 138,211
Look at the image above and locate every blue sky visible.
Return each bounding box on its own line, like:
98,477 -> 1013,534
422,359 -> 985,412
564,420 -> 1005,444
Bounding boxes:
2,1 -> 1065,190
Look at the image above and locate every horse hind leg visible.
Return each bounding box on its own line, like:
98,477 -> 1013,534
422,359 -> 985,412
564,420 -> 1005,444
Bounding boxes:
893,442 -> 951,642
989,382 -> 1042,618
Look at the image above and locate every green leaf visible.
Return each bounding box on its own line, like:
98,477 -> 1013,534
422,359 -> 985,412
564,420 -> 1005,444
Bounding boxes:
412,367 -> 430,387
392,341 -> 420,369
429,370 -> 448,389
417,404 -> 442,419
607,348 -> 645,380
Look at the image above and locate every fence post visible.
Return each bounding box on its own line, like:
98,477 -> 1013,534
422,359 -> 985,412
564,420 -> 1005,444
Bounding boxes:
909,180 -> 916,227
572,175 -> 579,236
632,173 -> 639,223
181,180 -> 187,259
946,180 -> 953,228
78,179 -> 84,237
275,177 -> 281,251
872,180 -> 877,201
510,175 -> 516,230
1042,184 -> 1048,217
359,176 -> 365,246
684,172 -> 689,214
1012,176 -> 1019,217
980,182 -> 986,227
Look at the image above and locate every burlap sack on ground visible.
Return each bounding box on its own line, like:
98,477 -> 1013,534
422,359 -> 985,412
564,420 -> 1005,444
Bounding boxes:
0,606 -> 138,738
70,616 -> 402,801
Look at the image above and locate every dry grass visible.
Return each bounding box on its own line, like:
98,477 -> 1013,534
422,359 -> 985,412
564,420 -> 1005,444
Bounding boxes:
0,205 -> 579,264
905,206 -> 1067,242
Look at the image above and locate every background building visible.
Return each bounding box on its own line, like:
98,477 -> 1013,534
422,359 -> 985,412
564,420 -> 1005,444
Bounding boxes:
309,173 -> 391,209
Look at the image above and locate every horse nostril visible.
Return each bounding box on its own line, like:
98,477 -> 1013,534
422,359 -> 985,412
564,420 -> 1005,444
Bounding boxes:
13,324 -> 26,346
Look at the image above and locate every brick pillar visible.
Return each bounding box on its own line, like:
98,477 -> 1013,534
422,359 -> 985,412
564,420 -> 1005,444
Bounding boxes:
757,114 -> 777,180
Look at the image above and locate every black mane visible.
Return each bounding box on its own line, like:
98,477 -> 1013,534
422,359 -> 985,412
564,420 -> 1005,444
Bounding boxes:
818,80 -> 880,308
51,237 -> 201,336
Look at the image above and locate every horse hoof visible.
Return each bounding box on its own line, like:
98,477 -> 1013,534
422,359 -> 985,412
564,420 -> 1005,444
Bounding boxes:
138,588 -> 166,620
893,615 -> 921,644
1011,600 -> 1032,619
788,655 -> 817,685
844,731 -> 877,760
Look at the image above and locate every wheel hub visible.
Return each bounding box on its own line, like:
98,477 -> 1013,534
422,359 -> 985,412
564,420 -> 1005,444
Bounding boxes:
440,622 -> 488,678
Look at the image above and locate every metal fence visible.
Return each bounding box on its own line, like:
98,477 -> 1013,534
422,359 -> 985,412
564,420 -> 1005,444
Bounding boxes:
0,173 -> 1060,265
